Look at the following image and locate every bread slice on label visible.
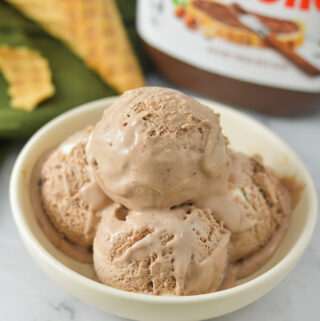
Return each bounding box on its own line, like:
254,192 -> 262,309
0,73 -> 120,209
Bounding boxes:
6,0 -> 145,93
0,46 -> 55,111
187,0 -> 304,48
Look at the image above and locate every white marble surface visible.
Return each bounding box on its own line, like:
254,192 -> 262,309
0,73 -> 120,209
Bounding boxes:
1,75 -> 319,321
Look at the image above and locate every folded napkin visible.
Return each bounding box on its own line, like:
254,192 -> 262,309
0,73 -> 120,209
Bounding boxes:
0,0 -> 147,139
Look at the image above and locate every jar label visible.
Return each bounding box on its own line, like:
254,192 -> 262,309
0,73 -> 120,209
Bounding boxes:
137,0 -> 320,92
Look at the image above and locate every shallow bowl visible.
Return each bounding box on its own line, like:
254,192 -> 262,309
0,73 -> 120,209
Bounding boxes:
10,97 -> 317,321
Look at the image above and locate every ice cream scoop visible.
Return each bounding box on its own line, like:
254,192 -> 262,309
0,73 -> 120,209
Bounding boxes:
200,150 -> 292,262
40,127 -> 113,248
94,203 -> 230,295
87,87 -> 228,210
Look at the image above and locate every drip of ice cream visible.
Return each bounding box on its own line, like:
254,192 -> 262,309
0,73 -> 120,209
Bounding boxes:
94,203 -> 230,295
87,87 -> 228,210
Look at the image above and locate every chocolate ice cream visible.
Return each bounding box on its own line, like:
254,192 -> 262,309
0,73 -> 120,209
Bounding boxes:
94,204 -> 230,295
87,87 -> 228,210
200,150 -> 292,263
30,87 -> 294,294
38,127 -> 112,249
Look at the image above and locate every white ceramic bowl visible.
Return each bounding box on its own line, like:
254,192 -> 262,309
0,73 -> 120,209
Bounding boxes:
10,97 -> 317,321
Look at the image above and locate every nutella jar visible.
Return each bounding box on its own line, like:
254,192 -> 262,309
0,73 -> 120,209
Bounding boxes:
137,0 -> 320,115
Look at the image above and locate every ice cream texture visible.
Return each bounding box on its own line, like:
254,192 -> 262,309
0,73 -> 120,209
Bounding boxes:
94,204 -> 230,295
31,87 -> 294,296
200,150 -> 292,262
40,127 -> 112,248
87,87 -> 228,210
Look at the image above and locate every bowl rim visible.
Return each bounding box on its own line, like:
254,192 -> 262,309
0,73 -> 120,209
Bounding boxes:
10,96 -> 318,304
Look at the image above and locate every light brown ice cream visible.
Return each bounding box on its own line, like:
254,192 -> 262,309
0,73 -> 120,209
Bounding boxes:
200,150 -> 292,263
87,87 -> 228,210
39,127 -> 113,249
30,87 -> 295,294
94,204 -> 230,295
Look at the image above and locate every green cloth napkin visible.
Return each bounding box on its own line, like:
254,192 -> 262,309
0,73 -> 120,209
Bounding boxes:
0,0 -> 147,140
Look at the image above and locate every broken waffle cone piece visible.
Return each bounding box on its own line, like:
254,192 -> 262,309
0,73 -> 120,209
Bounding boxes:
0,46 -> 55,111
6,0 -> 145,93
4,0 -> 71,45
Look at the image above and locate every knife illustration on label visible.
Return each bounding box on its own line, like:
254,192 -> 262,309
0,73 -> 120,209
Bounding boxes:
231,3 -> 320,77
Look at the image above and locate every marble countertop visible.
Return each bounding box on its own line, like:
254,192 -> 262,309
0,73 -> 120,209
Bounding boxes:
1,75 -> 319,321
